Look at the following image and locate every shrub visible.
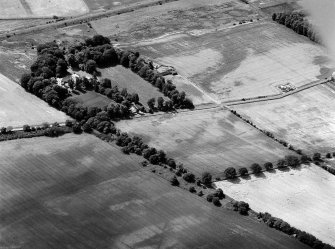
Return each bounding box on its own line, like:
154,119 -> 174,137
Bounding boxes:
264,162 -> 273,171
238,201 -> 249,215
313,152 -> 321,161
224,167 -> 237,179
250,163 -> 262,174
189,186 -> 196,193
213,188 -> 225,199
183,172 -> 195,183
238,167 -> 248,176
300,154 -> 311,164
170,176 -> 179,186
212,197 -> 221,206
285,155 -> 300,167
277,159 -> 286,169
197,190 -> 204,196
326,153 -> 332,158
201,172 -> 212,186
206,194 -> 214,202
167,158 -> 176,169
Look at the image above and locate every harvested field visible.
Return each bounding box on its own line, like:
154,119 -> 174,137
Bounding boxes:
69,91 -> 112,108
117,108 -> 294,177
99,65 -> 168,107
0,73 -> 68,128
234,83 -> 335,153
0,0 -> 89,19
0,134 -> 308,249
216,164 -> 335,246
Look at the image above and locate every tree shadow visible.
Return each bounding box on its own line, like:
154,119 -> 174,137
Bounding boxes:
254,172 -> 266,178
240,175 -> 251,180
227,177 -> 241,184
277,167 -> 290,172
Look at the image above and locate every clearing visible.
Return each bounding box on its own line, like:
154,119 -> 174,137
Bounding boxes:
234,83 -> 335,153
117,107 -> 294,177
0,0 -> 89,19
0,134 -> 308,249
0,73 -> 68,128
216,164 -> 335,246
69,91 -> 112,108
99,65 -> 168,107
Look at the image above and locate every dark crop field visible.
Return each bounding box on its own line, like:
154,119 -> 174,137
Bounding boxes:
0,134 -> 308,249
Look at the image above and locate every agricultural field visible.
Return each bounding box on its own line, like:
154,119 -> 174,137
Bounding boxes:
234,83 -> 335,153
0,73 -> 68,128
83,0 -> 158,12
0,0 -> 89,19
99,65 -> 168,107
69,91 -> 112,108
117,107 -> 294,178
0,134 -> 308,249
216,164 -> 335,246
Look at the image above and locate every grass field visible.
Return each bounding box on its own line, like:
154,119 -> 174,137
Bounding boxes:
0,0 -> 89,19
0,134 -> 309,249
0,73 -> 68,128
69,91 -> 112,108
216,164 -> 335,246
117,108 -> 294,177
99,65 -> 168,107
83,0 -> 157,12
234,83 -> 335,153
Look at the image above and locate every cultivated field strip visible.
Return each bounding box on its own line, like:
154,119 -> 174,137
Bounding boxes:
0,134 -> 308,248
235,84 -> 335,152
118,108 -> 294,177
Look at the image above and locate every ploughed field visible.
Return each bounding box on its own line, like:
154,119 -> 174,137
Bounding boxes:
0,134 -> 308,249
0,0 -> 89,18
216,164 -> 335,246
117,108 -> 294,178
234,83 -> 335,153
0,73 -> 68,128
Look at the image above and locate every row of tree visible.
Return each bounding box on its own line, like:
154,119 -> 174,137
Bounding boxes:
272,12 -> 320,43
67,35 -> 194,111
258,212 -> 334,249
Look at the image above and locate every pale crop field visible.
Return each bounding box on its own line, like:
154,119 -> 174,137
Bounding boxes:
128,21 -> 334,101
0,73 -> 68,128
117,108 -> 294,177
0,134 -> 307,249
234,84 -> 335,153
0,0 -> 89,18
216,165 -> 335,246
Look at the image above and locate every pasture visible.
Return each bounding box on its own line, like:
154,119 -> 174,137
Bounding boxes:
0,73 -> 68,128
234,83 -> 335,153
69,91 -> 112,108
117,107 -> 294,177
99,65 -> 168,107
216,164 -> 335,246
0,134 -> 308,249
0,0 -> 89,19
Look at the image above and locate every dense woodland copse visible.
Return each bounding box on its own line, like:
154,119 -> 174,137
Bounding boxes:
272,12 -> 320,43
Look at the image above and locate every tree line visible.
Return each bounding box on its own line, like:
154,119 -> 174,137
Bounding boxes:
258,212 -> 334,249
272,12 -> 320,43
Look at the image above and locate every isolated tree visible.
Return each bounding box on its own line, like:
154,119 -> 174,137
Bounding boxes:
147,98 -> 155,110
239,167 -> 248,176
201,172 -> 212,186
250,163 -> 262,174
264,162 -> 273,171
183,172 -> 195,183
22,124 -> 31,132
326,152 -> 332,159
167,158 -> 176,169
212,197 -> 221,207
170,175 -> 179,186
206,193 -> 214,202
213,188 -> 225,199
224,167 -> 237,179
189,186 -> 196,193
